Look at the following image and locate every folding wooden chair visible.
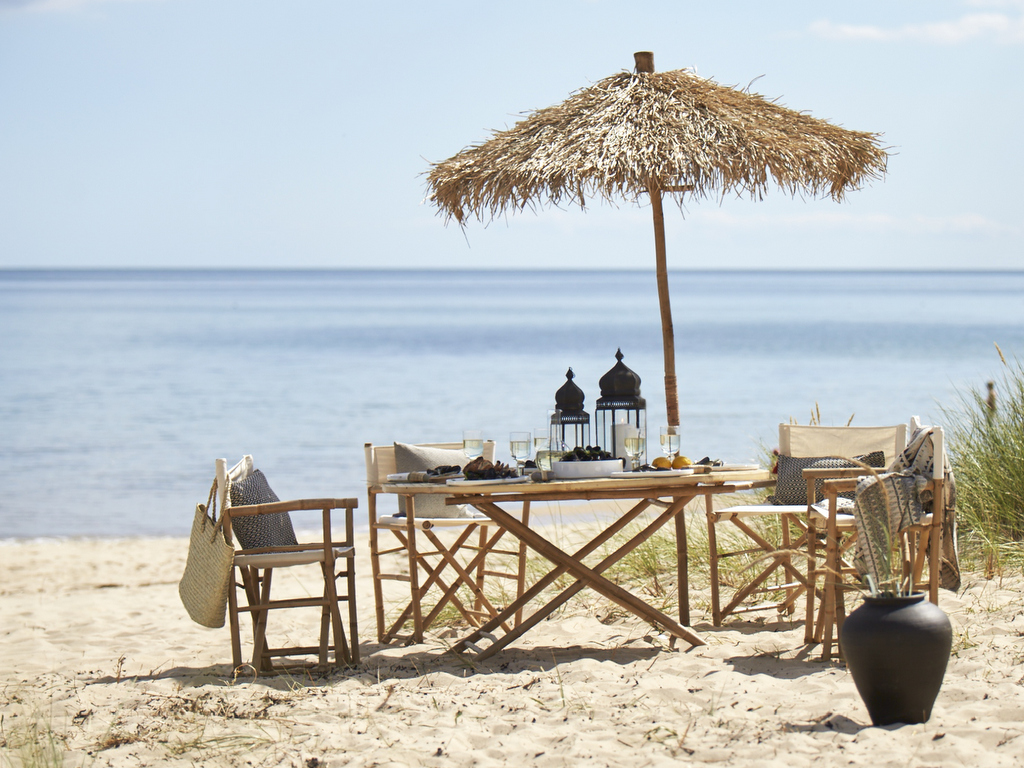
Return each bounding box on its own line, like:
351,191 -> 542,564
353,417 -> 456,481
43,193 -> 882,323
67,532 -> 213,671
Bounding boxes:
217,456 -> 359,673
365,442 -> 529,645
814,425 -> 950,661
705,423 -> 907,628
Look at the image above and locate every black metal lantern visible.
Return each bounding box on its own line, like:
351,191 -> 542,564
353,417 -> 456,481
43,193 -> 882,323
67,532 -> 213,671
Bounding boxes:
552,368 -> 591,450
595,349 -> 647,463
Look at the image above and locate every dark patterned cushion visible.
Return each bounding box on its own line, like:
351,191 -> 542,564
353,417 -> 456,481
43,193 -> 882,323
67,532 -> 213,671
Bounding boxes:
229,469 -> 298,550
394,442 -> 470,519
770,451 -> 886,505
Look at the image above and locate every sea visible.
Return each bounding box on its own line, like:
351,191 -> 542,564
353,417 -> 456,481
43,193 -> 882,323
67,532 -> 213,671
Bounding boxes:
2,269 -> 1022,541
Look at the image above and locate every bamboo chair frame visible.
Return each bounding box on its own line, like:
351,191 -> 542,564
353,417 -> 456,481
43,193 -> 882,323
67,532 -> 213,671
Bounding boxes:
365,442 -> 529,645
217,458 -> 359,674
705,424 -> 907,628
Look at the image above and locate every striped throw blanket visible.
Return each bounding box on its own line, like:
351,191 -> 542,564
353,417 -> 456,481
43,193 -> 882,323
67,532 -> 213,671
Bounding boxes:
853,425 -> 960,593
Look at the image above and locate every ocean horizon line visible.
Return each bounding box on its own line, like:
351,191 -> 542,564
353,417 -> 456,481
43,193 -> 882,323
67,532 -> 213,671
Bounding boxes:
2,266 -> 1023,277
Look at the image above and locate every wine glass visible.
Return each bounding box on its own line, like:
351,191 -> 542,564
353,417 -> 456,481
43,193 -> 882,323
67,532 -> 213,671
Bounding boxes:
659,426 -> 680,461
462,430 -> 484,461
534,427 -> 554,471
509,431 -> 531,476
548,409 -> 563,451
533,428 -> 550,456
624,429 -> 646,471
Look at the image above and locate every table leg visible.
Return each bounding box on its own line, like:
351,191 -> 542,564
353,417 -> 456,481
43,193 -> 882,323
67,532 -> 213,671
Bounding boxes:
675,505 -> 689,626
515,501 -> 531,627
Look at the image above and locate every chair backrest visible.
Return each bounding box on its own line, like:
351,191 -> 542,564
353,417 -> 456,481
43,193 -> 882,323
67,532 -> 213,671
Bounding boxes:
215,455 -> 254,511
778,423 -> 908,466
363,441 -> 497,487
931,427 -> 945,480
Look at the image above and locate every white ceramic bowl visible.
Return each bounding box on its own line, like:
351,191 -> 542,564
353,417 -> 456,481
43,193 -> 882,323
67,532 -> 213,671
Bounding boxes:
551,458 -> 623,479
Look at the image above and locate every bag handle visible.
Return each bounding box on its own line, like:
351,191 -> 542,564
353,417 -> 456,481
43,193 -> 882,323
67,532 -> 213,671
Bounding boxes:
204,479 -> 224,531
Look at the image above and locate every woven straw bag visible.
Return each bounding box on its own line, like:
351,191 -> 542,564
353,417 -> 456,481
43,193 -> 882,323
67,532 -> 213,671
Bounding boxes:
178,481 -> 235,628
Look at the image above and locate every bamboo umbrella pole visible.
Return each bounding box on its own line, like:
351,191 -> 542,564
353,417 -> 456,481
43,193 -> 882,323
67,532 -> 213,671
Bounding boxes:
648,182 -> 679,428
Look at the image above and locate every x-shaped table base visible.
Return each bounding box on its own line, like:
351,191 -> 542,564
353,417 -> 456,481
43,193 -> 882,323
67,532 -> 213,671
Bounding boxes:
448,495 -> 705,660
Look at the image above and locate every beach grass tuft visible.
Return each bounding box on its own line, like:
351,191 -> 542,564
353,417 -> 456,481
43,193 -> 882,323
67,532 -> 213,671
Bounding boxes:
0,710 -> 64,768
943,350 -> 1024,574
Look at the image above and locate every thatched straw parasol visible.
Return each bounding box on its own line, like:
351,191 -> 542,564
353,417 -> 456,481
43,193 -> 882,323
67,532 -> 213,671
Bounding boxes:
426,52 -> 888,428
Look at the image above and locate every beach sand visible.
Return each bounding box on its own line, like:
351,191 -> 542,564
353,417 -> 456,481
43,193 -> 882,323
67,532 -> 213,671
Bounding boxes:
3,522 -> 1024,767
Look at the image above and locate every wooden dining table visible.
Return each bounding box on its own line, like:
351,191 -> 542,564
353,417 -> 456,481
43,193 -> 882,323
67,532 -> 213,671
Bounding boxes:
381,466 -> 769,660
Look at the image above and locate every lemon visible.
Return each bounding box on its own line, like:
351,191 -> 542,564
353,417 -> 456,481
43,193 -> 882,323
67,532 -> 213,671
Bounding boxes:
652,456 -> 672,469
673,455 -> 693,468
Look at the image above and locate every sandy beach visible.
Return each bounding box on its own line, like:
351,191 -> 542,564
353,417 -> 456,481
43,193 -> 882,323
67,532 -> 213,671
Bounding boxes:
3,521 -> 1024,768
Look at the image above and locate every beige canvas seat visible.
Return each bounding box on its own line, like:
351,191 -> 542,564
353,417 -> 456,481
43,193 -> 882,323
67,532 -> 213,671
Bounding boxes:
217,456 -> 359,673
814,422 -> 954,660
366,441 -> 529,645
704,423 -> 907,630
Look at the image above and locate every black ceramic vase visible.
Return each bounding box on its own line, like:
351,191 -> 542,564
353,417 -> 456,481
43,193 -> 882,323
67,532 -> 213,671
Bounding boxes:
840,593 -> 952,726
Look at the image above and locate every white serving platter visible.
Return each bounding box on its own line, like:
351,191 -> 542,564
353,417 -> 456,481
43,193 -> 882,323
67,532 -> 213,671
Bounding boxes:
551,459 -> 624,479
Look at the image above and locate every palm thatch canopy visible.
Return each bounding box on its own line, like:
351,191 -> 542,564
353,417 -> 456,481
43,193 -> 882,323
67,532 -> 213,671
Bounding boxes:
427,59 -> 887,223
425,53 -> 888,428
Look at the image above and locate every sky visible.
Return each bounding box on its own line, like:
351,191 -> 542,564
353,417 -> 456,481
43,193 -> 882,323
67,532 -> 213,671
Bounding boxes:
0,0 -> 1021,271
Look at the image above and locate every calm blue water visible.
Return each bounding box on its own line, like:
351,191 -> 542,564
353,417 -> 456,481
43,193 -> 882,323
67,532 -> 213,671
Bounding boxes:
2,269 -> 1022,540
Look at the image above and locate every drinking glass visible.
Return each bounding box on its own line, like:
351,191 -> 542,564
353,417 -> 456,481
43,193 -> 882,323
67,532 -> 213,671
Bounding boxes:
509,431 -> 531,476
548,409 -> 563,452
624,429 -> 646,471
533,428 -> 550,457
534,427 -> 556,471
463,430 -> 484,461
659,426 -> 680,460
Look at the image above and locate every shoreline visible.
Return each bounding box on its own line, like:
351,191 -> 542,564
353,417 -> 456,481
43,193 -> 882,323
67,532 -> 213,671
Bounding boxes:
3,528 -> 1024,766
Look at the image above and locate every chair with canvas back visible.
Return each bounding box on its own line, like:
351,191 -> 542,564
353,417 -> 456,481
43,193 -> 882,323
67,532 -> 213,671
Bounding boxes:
813,421 -> 958,660
216,456 -> 359,673
365,441 -> 529,645
704,422 -> 907,631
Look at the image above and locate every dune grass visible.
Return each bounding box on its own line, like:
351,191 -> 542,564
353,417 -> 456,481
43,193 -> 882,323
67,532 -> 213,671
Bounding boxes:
943,349 -> 1024,575
0,709 -> 65,768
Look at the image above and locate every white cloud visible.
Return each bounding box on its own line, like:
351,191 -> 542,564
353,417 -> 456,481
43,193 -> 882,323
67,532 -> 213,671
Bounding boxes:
809,13 -> 1024,44
691,209 -> 1020,237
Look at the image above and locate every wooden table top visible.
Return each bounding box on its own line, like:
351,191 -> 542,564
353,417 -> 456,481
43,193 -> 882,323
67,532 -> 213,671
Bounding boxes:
381,467 -> 770,497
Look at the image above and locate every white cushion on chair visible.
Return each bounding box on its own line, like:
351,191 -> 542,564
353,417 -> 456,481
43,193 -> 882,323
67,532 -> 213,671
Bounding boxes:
808,505 -> 856,526
716,503 -> 857,527
716,504 -> 807,519
234,546 -> 354,569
